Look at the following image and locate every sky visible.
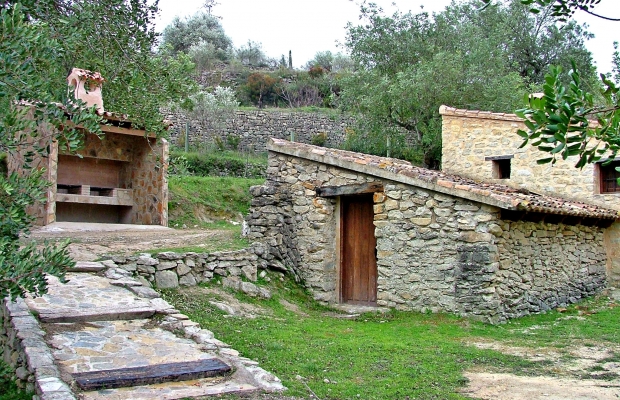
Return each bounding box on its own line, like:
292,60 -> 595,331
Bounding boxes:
155,0 -> 619,74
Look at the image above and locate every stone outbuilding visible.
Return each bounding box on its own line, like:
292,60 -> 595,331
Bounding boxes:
8,68 -> 169,226
247,138 -> 618,323
440,105 -> 620,285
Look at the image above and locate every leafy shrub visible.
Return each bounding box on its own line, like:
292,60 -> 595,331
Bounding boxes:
308,65 -> 325,78
168,155 -> 192,176
226,134 -> 240,150
311,132 -> 327,147
171,151 -> 266,179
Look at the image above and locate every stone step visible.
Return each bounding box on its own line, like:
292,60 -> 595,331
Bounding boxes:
70,261 -> 107,273
73,359 -> 232,390
26,273 -> 161,323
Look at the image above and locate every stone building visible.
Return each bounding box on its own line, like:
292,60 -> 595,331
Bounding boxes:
440,105 -> 620,285
8,68 -> 169,226
246,138 -> 617,323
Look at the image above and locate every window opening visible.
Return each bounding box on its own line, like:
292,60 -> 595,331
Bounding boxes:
600,161 -> 620,193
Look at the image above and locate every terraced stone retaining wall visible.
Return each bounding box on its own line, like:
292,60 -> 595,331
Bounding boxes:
245,148 -> 608,323
102,243 -> 291,296
1,298 -> 75,399
163,109 -> 352,152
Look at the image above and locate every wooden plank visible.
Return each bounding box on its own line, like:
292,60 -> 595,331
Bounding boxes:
317,182 -> 383,198
100,124 -> 156,138
37,307 -> 155,323
340,195 -> 377,305
73,358 -> 232,390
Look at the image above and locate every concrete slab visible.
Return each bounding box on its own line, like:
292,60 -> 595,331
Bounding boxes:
33,222 -> 173,233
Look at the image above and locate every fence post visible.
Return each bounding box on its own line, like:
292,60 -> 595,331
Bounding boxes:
185,122 -> 189,153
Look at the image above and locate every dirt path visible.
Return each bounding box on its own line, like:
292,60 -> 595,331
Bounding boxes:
28,222 -> 236,261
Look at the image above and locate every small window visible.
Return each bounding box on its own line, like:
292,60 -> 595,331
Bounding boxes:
600,161 -> 620,193
486,155 -> 513,179
494,159 -> 511,179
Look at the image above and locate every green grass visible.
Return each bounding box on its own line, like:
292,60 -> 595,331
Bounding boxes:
159,279 -> 620,399
145,227 -> 250,254
168,176 -> 264,228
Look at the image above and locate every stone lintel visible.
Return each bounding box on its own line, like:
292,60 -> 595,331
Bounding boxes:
316,181 -> 384,197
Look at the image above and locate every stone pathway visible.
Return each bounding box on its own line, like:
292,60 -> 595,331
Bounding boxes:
22,262 -> 285,399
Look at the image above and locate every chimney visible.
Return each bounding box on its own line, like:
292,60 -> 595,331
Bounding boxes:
67,68 -> 105,112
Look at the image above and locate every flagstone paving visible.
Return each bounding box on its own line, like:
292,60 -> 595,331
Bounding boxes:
22,263 -> 285,399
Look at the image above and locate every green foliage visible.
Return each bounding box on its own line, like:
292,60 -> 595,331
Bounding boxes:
310,132 -> 328,147
161,11 -> 232,57
0,361 -> 31,400
482,0 -> 615,22
169,151 -> 267,178
340,0 -> 597,168
305,50 -> 354,73
186,86 -> 239,149
235,40 -> 274,68
516,63 -> 620,167
241,72 -> 280,108
0,1 -> 194,299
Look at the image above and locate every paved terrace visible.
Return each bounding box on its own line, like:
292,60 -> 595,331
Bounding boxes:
8,262 -> 284,399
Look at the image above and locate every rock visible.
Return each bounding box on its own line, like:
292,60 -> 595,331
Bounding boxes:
128,286 -> 160,299
155,271 -> 179,289
179,274 -> 197,287
157,252 -> 184,261
242,264 -> 257,282
177,264 -> 192,276
209,301 -> 237,315
157,261 -> 177,271
137,255 -> 159,266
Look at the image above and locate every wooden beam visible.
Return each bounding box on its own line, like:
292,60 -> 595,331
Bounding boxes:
316,181 -> 384,197
73,358 -> 231,390
100,124 -> 155,138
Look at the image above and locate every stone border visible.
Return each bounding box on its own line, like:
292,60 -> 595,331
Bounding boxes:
1,297 -> 75,400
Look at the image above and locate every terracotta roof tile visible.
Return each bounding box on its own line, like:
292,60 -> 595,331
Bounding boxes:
268,138 -> 619,221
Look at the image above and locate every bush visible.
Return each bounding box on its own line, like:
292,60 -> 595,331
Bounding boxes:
311,132 -> 327,147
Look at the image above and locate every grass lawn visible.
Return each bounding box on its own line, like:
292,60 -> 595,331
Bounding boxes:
160,278 -> 620,399
168,176 -> 264,228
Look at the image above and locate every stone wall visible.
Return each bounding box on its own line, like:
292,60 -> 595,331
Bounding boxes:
440,106 -> 620,286
163,109 -> 352,152
440,107 -> 620,210
246,149 -> 609,322
102,244 -> 288,298
1,298 -> 75,399
495,219 -> 607,319
9,124 -> 169,226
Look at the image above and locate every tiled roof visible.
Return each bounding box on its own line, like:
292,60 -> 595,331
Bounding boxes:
268,138 -> 619,221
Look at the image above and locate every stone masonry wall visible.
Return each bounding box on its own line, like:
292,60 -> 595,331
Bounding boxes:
1,298 -> 75,399
246,150 -> 609,322
495,220 -> 607,319
101,243 -> 286,298
441,111 -> 620,285
163,109 -> 352,152
441,112 -> 620,210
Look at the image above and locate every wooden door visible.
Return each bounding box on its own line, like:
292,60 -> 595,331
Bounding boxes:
340,194 -> 377,305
